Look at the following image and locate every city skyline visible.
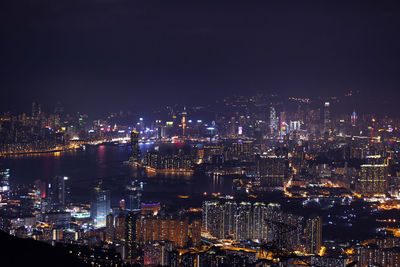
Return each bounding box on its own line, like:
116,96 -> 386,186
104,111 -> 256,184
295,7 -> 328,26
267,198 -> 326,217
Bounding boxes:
1,1 -> 400,115
2,1 -> 400,266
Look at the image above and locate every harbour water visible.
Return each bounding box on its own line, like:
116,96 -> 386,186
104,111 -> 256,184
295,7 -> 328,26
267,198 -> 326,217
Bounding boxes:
0,144 -> 233,206
0,143 -> 384,241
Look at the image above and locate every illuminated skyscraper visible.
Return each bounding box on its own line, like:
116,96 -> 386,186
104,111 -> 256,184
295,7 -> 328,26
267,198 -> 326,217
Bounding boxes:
141,202 -> 161,216
48,176 -> 69,210
235,202 -> 252,240
223,201 -> 237,238
256,155 -> 287,187
305,215 -> 322,254
181,107 -> 187,136
90,183 -> 111,228
143,243 -> 163,266
280,110 -> 286,123
175,219 -> 189,248
230,117 -> 236,137
0,169 -> 10,192
269,106 -> 277,134
252,202 -> 266,239
231,140 -> 253,160
115,213 -> 127,242
323,102 -> 331,133
126,211 -> 138,259
191,219 -> 202,248
339,119 -> 345,137
126,180 -> 142,211
135,216 -> 191,248
202,201 -> 222,238
351,111 -> 357,127
130,130 -> 141,163
280,121 -> 289,137
356,155 -> 388,195
289,120 -> 301,132
105,214 -> 115,242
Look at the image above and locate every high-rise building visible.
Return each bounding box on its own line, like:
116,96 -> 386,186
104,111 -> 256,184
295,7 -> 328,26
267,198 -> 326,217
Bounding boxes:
265,203 -> 282,243
289,120 -> 301,132
141,202 -> 161,216
126,180 -> 142,211
280,111 -> 287,126
90,184 -> 111,228
323,102 -> 331,133
235,202 -> 252,240
269,106 -> 277,134
256,155 -> 287,187
126,211 -> 138,259
181,107 -> 187,136
143,243 -> 163,266
223,201 -> 237,238
338,119 -> 345,137
252,202 -> 266,239
130,130 -> 141,163
351,111 -> 357,127
48,176 -> 69,211
0,169 -> 10,192
175,219 -> 189,248
230,117 -> 236,137
231,140 -> 253,160
305,215 -> 322,254
191,219 -> 202,248
114,213 -> 126,242
105,214 -> 115,243
202,201 -> 222,238
353,243 -> 400,267
356,155 -> 389,195
160,218 -> 169,241
135,216 -> 192,248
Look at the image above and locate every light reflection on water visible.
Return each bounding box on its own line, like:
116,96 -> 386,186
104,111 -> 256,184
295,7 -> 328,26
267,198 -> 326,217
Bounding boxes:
0,144 -> 233,205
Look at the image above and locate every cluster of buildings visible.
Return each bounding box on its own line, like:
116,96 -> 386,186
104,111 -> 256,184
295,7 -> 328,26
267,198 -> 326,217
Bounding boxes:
202,201 -> 322,255
3,93 -> 400,265
0,102 -> 87,155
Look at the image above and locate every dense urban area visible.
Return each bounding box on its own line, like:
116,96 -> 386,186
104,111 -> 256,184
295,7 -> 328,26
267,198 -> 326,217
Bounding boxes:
1,92 -> 400,266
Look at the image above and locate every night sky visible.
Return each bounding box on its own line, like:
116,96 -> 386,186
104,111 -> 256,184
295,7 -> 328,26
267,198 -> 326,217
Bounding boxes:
1,1 -> 400,115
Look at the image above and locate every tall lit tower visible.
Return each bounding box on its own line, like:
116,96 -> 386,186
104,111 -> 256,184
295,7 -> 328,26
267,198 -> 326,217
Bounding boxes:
356,155 -> 388,195
126,211 -> 138,259
351,111 -> 357,127
126,180 -> 142,211
130,130 -> 141,163
236,202 -> 252,240
370,118 -> 376,143
90,182 -> 111,228
202,201 -> 222,238
269,106 -> 277,134
223,201 -> 237,238
181,107 -> 187,137
323,102 -> 330,133
252,202 -> 266,239
48,176 -> 69,210
306,215 -> 322,254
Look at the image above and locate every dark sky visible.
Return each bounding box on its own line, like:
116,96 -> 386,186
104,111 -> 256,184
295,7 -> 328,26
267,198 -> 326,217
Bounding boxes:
1,0 -> 400,115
